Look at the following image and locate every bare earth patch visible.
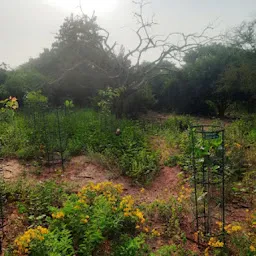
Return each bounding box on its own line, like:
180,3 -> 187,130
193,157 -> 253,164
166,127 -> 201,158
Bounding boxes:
61,156 -> 181,203
1,159 -> 24,180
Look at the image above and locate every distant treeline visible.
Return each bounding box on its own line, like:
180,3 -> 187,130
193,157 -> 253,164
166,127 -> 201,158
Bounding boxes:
0,15 -> 256,117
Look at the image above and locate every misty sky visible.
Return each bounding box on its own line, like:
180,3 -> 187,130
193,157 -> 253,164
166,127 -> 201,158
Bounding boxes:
1,0 -> 256,68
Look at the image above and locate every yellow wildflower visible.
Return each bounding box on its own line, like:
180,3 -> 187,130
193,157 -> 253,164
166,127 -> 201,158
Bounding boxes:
78,199 -> 86,204
204,247 -> 210,256
216,221 -> 223,228
250,245 -> 256,252
37,226 -> 48,235
143,227 -> 149,232
151,229 -> 161,237
14,226 -> 49,254
225,224 -> 242,234
208,237 -> 224,248
231,225 -> 242,232
224,224 -> 232,234
133,208 -> 145,224
52,211 -> 65,219
140,188 -> 145,193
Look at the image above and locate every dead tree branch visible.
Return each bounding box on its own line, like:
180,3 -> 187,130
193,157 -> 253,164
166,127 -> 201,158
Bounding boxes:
49,0 -> 219,90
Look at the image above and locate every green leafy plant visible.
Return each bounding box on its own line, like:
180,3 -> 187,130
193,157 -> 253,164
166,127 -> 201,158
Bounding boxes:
64,100 -> 74,109
13,180 -> 68,226
0,96 -> 19,121
13,182 -> 151,255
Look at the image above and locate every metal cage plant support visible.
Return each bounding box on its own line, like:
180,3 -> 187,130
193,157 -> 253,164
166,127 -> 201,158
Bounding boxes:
190,125 -> 225,244
25,105 -> 69,171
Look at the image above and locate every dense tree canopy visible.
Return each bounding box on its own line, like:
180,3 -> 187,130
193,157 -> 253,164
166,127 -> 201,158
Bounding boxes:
0,69 -> 46,105
150,33 -> 256,117
0,7 -> 255,117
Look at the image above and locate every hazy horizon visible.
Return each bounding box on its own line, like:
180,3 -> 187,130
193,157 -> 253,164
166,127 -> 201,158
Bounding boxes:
1,0 -> 256,68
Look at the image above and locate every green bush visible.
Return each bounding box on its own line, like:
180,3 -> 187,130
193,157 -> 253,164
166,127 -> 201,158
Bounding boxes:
0,109 -> 159,181
225,114 -> 256,179
150,245 -> 196,256
13,182 -> 149,255
6,180 -> 68,226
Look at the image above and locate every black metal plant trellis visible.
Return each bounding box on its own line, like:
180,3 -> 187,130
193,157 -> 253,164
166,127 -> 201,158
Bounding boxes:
190,125 -> 225,242
25,104 -> 69,170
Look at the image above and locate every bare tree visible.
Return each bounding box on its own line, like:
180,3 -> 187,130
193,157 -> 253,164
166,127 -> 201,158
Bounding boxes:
0,62 -> 11,71
48,0 -> 219,116
227,18 -> 256,52
51,0 -> 217,83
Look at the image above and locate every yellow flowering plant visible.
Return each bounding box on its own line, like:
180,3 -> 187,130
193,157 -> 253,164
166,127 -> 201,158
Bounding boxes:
13,182 -> 151,255
219,219 -> 256,256
14,226 -> 49,255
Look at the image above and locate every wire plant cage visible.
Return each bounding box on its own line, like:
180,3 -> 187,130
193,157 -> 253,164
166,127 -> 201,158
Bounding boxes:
24,104 -> 69,170
190,125 -> 225,243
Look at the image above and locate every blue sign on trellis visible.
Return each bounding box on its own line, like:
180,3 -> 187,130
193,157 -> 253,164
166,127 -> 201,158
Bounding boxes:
203,132 -> 219,140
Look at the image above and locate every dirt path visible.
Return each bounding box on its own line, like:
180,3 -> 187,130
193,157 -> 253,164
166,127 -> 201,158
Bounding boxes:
2,156 -> 248,220
32,156 -> 181,204
1,159 -> 24,180
141,110 -> 232,127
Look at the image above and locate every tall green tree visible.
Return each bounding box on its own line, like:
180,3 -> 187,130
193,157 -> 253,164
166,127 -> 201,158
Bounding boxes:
24,14 -> 122,107
227,18 -> 256,112
182,44 -> 244,116
0,69 -> 46,105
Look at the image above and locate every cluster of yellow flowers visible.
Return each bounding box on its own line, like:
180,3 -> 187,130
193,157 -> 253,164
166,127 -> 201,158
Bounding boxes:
248,210 -> 256,228
250,245 -> 256,252
103,190 -> 117,204
79,182 -> 147,225
208,237 -> 224,248
77,182 -> 124,208
204,246 -> 211,256
78,198 -> 87,204
119,195 -> 146,224
134,208 -> 146,224
177,185 -> 192,203
216,221 -> 223,228
14,226 -> 48,255
120,195 -> 135,217
246,210 -> 256,253
135,225 -> 161,237
216,221 -> 243,234
151,228 -> 161,237
81,215 -> 90,224
80,182 -> 123,195
52,211 -> 65,219
224,224 -> 242,234
143,226 -> 149,232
